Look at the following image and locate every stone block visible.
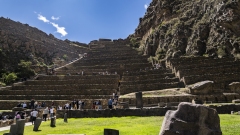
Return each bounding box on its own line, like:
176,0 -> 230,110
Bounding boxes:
50,117 -> 56,127
104,128 -> 119,135
16,119 -> 26,135
158,102 -> 165,107
189,80 -> 214,95
33,117 -> 42,131
9,124 -> 17,135
135,92 -> 143,108
64,113 -> 68,123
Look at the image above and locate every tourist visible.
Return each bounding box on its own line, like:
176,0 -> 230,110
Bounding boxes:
65,103 -> 69,110
22,102 -> 27,108
43,107 -> 49,121
31,109 -> 38,125
16,113 -> 21,120
53,107 -> 57,117
41,101 -> 46,107
78,100 -> 82,110
113,92 -> 115,99
98,100 -> 102,110
57,105 -> 62,110
81,101 -> 85,109
108,99 -> 113,109
50,107 -> 54,118
92,101 -> 96,109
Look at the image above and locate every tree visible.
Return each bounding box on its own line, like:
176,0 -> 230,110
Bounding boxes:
16,60 -> 35,78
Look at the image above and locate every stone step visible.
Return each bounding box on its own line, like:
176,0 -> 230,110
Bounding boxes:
122,69 -> 172,76
0,95 -> 113,100
177,66 -> 240,79
81,55 -> 148,61
173,60 -> 240,71
182,72 -> 240,85
0,89 -> 115,95
37,75 -> 120,80
64,63 -> 151,69
72,59 -> 148,66
89,53 -> 142,58
122,73 -> 175,81
11,84 -> 118,90
168,57 -> 235,66
121,78 -> 180,85
120,82 -> 182,95
25,79 -> 118,85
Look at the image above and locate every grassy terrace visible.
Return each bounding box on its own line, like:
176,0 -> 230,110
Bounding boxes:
0,115 -> 239,135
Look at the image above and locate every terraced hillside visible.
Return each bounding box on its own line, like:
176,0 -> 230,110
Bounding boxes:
1,38 -> 240,109
0,39 -> 181,109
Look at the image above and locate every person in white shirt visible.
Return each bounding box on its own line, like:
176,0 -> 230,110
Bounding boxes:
31,109 -> 38,125
50,107 -> 54,118
22,102 -> 27,108
42,107 -> 49,121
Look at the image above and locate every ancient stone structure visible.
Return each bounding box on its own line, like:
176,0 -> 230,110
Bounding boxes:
64,113 -> 68,123
7,119 -> 26,135
135,92 -> 143,108
159,102 -> 222,135
0,39 -> 182,109
104,128 -> 119,135
0,4 -> 240,110
33,117 -> 42,131
50,117 -> 56,127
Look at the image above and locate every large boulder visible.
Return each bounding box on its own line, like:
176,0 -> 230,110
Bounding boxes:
159,102 -> 222,135
189,80 -> 214,95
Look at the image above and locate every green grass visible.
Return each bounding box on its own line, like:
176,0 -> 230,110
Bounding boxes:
0,116 -> 163,135
0,115 -> 239,135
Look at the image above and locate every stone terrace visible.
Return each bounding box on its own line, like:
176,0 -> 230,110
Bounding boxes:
120,69 -> 182,94
0,39 -> 182,109
167,57 -> 240,92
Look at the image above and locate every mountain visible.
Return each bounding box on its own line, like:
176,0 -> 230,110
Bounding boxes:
128,0 -> 240,61
0,17 -> 88,80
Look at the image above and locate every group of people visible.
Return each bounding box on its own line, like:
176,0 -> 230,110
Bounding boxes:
30,106 -> 57,125
16,99 -> 49,109
0,114 -> 13,120
108,91 -> 120,109
62,99 -> 85,110
92,100 -> 102,110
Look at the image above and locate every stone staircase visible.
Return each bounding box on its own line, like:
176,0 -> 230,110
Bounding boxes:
0,39 -> 183,109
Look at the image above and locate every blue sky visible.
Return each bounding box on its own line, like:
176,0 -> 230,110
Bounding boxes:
0,0 -> 151,43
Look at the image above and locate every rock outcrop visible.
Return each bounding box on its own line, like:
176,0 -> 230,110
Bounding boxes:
160,102 -> 222,135
129,0 -> 240,60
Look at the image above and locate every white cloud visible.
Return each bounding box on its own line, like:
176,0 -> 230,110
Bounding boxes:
51,22 -> 68,37
144,4 -> 148,9
37,14 -> 49,23
36,13 -> 67,37
51,16 -> 60,20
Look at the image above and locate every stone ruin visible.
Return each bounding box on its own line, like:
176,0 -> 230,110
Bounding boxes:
160,102 -> 222,135
0,39 -> 240,112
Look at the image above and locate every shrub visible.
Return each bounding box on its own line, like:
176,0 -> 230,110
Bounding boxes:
2,72 -> 17,85
63,54 -> 68,61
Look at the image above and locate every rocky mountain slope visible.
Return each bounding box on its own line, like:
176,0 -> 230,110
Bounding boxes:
128,0 -> 240,61
0,17 -> 88,75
